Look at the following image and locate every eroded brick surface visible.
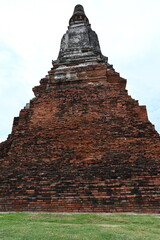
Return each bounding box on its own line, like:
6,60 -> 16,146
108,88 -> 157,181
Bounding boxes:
0,63 -> 160,212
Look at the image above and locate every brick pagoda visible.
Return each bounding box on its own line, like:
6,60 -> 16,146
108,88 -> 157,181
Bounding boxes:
0,5 -> 160,212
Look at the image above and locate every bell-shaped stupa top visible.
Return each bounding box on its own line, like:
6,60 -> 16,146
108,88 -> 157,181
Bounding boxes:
69,4 -> 89,25
54,4 -> 113,69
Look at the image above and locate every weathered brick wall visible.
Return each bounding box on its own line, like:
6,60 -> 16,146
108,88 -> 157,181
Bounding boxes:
0,63 -> 160,212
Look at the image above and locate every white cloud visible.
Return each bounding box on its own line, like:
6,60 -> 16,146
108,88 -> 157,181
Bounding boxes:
0,0 -> 160,141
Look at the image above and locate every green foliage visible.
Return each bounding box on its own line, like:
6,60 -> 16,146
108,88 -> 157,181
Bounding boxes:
0,213 -> 160,240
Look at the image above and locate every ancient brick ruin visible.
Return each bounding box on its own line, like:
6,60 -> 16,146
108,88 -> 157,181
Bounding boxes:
0,5 -> 160,212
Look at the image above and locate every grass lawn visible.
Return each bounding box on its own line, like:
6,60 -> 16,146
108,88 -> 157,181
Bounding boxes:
0,212 -> 160,240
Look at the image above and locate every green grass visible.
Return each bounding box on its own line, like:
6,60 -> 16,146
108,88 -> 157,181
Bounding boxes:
0,212 -> 160,240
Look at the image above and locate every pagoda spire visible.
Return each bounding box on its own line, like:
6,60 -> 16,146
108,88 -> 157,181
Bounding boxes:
54,4 -> 113,69
69,4 -> 89,25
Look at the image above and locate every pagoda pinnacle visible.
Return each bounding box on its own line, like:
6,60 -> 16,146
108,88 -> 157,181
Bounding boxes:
53,4 -> 113,69
73,4 -> 85,14
69,4 -> 89,25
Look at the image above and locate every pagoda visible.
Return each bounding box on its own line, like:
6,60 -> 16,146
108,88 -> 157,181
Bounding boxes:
0,5 -> 160,212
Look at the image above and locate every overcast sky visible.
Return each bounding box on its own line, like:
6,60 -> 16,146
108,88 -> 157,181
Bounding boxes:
0,0 -> 160,142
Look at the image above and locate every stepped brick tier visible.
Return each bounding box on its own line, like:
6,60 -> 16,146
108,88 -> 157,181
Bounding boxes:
0,5 -> 160,213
